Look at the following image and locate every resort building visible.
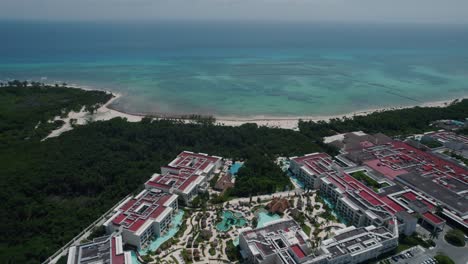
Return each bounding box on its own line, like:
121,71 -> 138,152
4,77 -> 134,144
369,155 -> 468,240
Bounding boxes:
104,189 -> 178,250
145,151 -> 222,204
339,139 -> 467,230
324,131 -> 392,154
318,166 -> 417,234
289,150 -> 452,234
67,233 -> 131,264
290,153 -> 339,189
305,224 -> 399,264
239,219 -> 398,264
238,219 -> 312,264
422,130 -> 468,152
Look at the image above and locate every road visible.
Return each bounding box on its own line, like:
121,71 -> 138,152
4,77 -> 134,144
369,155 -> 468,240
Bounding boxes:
425,225 -> 468,264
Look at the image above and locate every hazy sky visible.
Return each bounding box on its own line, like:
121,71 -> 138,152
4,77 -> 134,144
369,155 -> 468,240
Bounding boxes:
1,0 -> 468,24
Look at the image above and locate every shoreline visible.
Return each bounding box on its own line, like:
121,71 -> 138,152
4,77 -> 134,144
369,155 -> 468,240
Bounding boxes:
45,83 -> 466,132
214,98 -> 464,129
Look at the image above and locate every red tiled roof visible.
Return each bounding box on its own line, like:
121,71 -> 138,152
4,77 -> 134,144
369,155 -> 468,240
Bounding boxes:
111,237 -> 126,264
403,192 -> 417,201
120,199 -> 136,211
112,213 -> 127,225
333,174 -> 405,213
128,218 -> 146,232
423,212 -> 445,225
146,180 -> 171,190
110,189 -> 175,233
171,151 -> 220,172
292,153 -> 334,175
179,175 -> 199,192
364,159 -> 408,180
291,244 -> 306,259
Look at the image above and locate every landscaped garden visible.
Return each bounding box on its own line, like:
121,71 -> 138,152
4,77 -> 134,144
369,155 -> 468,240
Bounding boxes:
444,229 -> 466,247
350,170 -> 388,192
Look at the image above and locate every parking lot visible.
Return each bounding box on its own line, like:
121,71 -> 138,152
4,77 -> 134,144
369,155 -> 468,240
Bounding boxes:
383,246 -> 437,264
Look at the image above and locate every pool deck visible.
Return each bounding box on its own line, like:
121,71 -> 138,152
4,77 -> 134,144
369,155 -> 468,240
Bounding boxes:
139,210 -> 185,255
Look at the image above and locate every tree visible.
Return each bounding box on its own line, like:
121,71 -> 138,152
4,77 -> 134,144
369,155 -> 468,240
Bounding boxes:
434,253 -> 455,264
444,229 -> 466,247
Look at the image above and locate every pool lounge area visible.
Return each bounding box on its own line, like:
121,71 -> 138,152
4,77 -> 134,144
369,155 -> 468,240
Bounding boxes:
139,210 -> 185,255
287,170 -> 305,189
256,210 -> 282,228
130,251 -> 141,264
229,162 -> 244,176
322,197 -> 349,225
216,210 -> 247,232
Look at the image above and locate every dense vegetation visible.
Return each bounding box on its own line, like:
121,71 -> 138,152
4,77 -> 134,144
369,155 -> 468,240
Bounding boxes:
444,228 -> 466,247
434,254 -> 456,264
0,85 -> 320,263
2,83 -> 467,263
299,99 -> 468,137
350,171 -> 387,192
420,137 -> 444,148
444,151 -> 468,166
0,81 -> 112,146
231,154 -> 293,196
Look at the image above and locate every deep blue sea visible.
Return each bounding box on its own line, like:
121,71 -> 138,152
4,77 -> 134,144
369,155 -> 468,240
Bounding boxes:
1,21 -> 468,117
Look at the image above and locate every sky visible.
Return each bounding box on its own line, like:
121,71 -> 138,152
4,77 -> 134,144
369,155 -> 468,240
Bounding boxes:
1,0 -> 468,24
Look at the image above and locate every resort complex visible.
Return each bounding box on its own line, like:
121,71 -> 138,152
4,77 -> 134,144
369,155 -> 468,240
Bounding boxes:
55,131 -> 468,264
289,151 -> 445,235
239,219 -> 398,264
145,151 -> 222,204
104,189 -> 179,250
67,233 -> 132,264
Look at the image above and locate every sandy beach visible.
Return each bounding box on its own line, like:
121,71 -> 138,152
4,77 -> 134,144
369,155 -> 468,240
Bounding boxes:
215,98 -> 462,130
43,84 -> 466,139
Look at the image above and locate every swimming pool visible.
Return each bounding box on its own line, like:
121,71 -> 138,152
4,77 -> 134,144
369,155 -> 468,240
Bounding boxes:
256,211 -> 281,228
290,175 -> 305,189
139,210 -> 185,255
130,251 -> 141,264
229,162 -> 244,175
216,210 -> 247,232
322,197 -> 348,225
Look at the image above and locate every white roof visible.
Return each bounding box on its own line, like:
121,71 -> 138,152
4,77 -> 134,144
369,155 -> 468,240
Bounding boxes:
67,246 -> 77,264
249,244 -> 261,256
115,235 -> 123,255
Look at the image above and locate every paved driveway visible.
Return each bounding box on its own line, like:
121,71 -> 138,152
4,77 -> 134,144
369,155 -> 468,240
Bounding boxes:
425,225 -> 468,264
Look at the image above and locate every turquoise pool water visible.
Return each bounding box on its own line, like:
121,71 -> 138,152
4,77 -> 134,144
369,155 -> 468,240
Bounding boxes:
233,237 -> 239,247
130,251 -> 141,264
256,211 -> 281,228
216,210 -> 247,232
229,162 -> 244,175
139,210 -> 184,255
290,175 -> 305,189
321,197 -> 348,225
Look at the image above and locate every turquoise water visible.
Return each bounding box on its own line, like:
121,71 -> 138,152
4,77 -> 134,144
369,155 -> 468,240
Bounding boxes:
256,211 -> 281,228
321,197 -> 348,225
289,175 -> 305,189
229,162 -> 244,175
233,237 -> 239,247
1,22 -> 468,117
216,210 -> 247,232
130,251 -> 141,264
139,210 -> 184,255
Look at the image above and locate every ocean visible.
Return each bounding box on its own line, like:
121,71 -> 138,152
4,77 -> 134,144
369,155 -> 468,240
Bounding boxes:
1,20 -> 468,118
